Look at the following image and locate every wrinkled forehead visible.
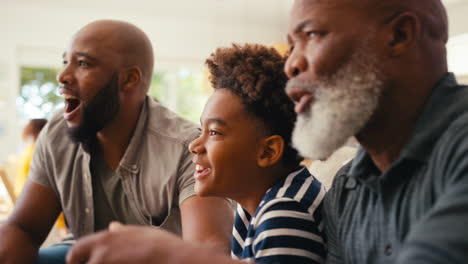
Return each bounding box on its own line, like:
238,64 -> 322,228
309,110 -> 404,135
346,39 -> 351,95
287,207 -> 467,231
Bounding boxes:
289,0 -> 365,30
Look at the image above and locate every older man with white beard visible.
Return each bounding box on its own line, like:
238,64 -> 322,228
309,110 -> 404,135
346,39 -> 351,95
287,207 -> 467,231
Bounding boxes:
287,46 -> 381,161
61,0 -> 468,264
286,0 -> 468,263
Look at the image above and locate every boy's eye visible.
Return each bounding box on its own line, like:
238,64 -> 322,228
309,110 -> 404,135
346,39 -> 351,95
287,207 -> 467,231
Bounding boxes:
209,130 -> 220,136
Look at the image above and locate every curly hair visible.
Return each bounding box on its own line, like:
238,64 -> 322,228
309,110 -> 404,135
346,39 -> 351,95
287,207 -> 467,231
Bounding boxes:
206,43 -> 303,169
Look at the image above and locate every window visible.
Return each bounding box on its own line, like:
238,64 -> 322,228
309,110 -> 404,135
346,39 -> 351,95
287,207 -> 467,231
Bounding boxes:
17,67 -> 62,121
448,33 -> 468,83
18,67 -> 210,123
149,68 -> 209,123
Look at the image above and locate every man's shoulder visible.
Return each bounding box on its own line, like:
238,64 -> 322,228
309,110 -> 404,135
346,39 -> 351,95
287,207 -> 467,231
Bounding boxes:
432,110 -> 468,169
145,100 -> 200,146
432,83 -> 468,153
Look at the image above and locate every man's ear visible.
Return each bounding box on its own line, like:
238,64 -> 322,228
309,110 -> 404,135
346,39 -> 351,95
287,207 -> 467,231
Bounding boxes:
257,135 -> 285,168
385,12 -> 421,57
121,66 -> 142,92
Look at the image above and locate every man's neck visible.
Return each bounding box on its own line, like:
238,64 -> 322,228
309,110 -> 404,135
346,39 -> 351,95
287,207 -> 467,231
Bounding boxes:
356,77 -> 436,173
357,122 -> 413,173
96,101 -> 144,170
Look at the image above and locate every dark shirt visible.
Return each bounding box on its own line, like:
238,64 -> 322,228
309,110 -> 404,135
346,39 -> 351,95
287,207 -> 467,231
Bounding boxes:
324,73 -> 468,264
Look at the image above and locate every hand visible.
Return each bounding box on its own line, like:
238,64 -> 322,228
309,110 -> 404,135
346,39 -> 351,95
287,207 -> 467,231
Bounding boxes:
66,223 -> 183,264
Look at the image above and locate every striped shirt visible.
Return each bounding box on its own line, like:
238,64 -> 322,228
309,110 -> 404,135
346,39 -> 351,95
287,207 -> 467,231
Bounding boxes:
231,167 -> 326,263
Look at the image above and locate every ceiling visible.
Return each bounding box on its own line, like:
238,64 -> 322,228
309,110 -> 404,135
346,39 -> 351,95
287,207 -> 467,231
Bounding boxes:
5,0 -> 295,25
5,0 -> 468,31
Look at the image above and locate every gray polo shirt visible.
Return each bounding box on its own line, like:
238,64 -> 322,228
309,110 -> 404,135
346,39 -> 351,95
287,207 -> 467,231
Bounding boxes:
324,73 -> 468,264
29,96 -> 199,238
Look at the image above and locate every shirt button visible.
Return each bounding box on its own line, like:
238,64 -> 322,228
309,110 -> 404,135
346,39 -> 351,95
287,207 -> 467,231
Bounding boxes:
85,208 -> 90,214
384,244 -> 393,256
345,177 -> 357,189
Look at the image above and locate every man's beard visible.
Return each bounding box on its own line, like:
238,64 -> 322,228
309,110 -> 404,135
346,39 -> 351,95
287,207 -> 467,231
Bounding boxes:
67,75 -> 120,143
286,46 -> 383,160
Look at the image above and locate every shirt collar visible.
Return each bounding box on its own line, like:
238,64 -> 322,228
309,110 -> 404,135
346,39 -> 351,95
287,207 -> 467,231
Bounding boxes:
118,96 -> 149,174
348,73 -> 461,190
399,73 -> 460,162
348,148 -> 381,191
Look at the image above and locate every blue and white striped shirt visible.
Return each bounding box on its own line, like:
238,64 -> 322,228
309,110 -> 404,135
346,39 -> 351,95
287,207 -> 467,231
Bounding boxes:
231,167 -> 326,263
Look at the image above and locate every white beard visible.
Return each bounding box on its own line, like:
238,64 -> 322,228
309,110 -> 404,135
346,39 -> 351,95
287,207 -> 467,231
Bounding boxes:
288,51 -> 383,160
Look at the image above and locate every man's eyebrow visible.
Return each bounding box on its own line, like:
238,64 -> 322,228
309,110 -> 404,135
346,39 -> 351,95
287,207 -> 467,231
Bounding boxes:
287,19 -> 314,41
293,19 -> 314,34
62,52 -> 67,59
75,52 -> 97,61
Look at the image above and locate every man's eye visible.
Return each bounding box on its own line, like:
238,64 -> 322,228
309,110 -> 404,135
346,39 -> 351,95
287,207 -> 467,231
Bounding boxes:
78,61 -> 89,67
306,31 -> 319,38
62,60 -> 68,66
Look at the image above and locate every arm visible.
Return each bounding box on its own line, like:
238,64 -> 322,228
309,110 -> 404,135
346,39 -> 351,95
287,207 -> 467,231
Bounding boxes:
180,196 -> 234,254
66,224 -> 243,264
396,127 -> 468,263
396,176 -> 468,263
0,181 -> 62,264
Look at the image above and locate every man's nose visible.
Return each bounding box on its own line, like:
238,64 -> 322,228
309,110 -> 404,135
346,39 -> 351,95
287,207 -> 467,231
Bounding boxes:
285,48 -> 308,79
57,65 -> 73,86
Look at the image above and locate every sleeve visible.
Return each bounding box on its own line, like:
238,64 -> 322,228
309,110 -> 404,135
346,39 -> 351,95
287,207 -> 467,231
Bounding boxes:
396,122 -> 468,263
27,124 -> 53,189
252,199 -> 326,264
176,141 -> 197,206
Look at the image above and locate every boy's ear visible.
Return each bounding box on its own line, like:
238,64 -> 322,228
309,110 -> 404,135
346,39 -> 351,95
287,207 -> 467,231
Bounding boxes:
257,135 -> 284,168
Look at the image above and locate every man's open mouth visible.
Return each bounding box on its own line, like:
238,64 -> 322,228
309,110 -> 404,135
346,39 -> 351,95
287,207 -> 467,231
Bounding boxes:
63,94 -> 81,113
62,94 -> 82,121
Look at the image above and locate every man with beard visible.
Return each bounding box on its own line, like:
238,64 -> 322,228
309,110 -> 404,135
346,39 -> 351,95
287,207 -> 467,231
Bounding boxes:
284,0 -> 468,263
67,1 -> 468,264
0,20 -> 234,264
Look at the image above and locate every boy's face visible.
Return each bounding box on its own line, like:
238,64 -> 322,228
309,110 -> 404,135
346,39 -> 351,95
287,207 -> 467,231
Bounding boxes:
189,89 -> 267,198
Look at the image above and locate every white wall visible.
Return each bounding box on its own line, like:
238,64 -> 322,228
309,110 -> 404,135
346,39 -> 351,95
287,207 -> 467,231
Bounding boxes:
0,0 -> 292,163
0,0 -> 467,163
446,1 -> 468,77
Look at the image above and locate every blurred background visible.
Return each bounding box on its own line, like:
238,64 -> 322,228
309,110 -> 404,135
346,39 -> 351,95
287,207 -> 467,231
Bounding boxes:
0,0 -> 467,216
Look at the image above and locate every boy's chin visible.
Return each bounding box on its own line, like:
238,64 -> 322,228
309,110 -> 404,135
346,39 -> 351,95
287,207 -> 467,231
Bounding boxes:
194,182 -> 209,197
195,182 -> 222,198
